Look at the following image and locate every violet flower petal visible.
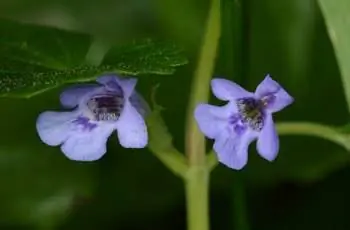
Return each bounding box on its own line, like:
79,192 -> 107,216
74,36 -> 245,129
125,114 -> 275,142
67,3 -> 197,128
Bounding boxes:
96,75 -> 120,86
254,75 -> 293,113
194,102 -> 236,139
61,123 -> 116,161
211,78 -> 253,101
254,75 -> 280,97
98,75 -> 137,98
213,129 -> 257,170
60,84 -> 99,108
36,110 -> 79,146
267,88 -> 294,113
96,75 -> 124,92
99,75 -> 149,116
130,92 -> 151,118
256,114 -> 279,161
115,77 -> 137,98
116,101 -> 148,148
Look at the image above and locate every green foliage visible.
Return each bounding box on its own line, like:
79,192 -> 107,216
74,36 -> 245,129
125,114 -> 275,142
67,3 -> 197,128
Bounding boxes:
103,40 -> 188,75
1,0 -> 350,228
317,0 -> 350,110
147,86 -> 174,155
0,19 -> 188,98
146,86 -> 187,178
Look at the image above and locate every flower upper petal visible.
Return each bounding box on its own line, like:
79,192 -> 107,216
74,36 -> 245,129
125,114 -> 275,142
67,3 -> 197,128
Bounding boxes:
36,110 -> 79,146
96,75 -> 124,92
254,74 -> 280,97
116,101 -> 148,148
214,129 -> 257,170
96,75 -> 116,85
61,123 -> 115,161
256,114 -> 279,161
98,75 -> 137,98
194,102 -> 236,139
211,78 -> 253,101
115,77 -> 137,98
60,84 -> 99,108
254,75 -> 293,112
130,92 -> 151,118
267,88 -> 293,113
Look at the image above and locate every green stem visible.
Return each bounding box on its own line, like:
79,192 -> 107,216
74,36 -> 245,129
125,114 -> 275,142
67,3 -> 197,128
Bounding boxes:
184,0 -> 221,229
85,37 -> 111,66
185,0 -> 221,164
147,96 -> 188,178
231,174 -> 250,230
185,166 -> 210,230
207,121 -> 350,170
276,122 -> 348,148
151,148 -> 188,178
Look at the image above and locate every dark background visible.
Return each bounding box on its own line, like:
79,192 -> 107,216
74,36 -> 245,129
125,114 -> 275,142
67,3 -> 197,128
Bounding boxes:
0,0 -> 349,229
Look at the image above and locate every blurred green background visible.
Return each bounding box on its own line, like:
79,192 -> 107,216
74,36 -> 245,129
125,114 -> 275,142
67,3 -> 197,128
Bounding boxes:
1,0 -> 350,229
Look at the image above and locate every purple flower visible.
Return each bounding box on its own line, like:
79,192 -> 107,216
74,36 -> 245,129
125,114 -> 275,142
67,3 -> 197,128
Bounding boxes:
36,75 -> 149,161
194,75 -> 293,170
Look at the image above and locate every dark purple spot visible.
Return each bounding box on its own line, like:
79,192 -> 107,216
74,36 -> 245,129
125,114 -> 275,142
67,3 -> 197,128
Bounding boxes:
229,114 -> 240,125
233,124 -> 246,135
73,116 -> 97,131
228,114 -> 247,134
87,93 -> 124,121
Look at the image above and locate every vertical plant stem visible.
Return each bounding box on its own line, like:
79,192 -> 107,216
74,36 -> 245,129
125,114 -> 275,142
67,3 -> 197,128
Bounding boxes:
185,0 -> 221,165
85,37 -> 111,66
185,166 -> 210,230
231,174 -> 250,230
317,0 -> 350,112
184,0 -> 221,229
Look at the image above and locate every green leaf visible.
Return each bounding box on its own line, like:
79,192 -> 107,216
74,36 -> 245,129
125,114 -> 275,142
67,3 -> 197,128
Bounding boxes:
147,100 -> 174,153
0,65 -> 109,98
103,39 -> 188,75
0,19 -> 188,98
0,19 -> 90,70
146,86 -> 187,178
317,0 -> 350,111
